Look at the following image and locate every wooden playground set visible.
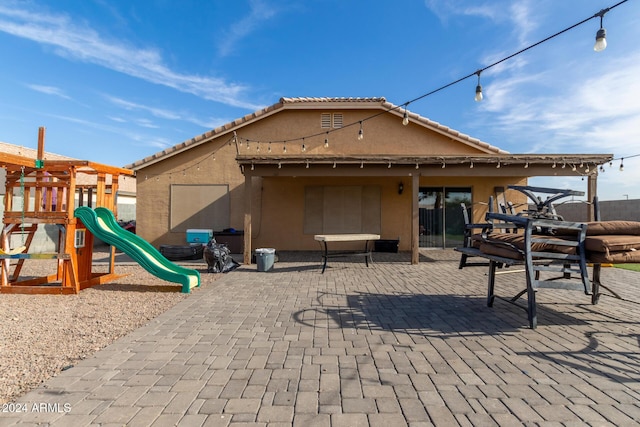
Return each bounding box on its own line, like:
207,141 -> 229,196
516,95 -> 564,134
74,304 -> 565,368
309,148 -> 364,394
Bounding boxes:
0,127 -> 136,294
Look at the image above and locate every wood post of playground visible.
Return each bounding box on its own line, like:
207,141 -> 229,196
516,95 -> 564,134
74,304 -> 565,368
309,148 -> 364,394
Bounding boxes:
0,127 -> 136,294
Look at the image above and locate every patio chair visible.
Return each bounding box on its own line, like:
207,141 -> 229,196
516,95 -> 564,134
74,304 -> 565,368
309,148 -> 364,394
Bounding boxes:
458,201 -> 493,269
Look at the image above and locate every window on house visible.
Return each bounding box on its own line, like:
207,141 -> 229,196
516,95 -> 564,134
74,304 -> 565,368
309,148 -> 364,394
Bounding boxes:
303,185 -> 381,234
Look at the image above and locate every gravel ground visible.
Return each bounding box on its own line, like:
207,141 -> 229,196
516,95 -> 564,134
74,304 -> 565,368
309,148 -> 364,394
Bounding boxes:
0,257 -> 216,404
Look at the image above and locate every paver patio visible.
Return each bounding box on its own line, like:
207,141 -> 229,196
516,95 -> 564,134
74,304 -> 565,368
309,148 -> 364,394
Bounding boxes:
2,250 -> 639,426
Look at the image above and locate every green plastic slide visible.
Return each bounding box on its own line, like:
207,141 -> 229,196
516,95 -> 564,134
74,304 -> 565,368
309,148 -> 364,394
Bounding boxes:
74,207 -> 200,293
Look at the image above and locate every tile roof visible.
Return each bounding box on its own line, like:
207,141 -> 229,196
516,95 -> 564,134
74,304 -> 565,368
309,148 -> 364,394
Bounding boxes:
126,97 -> 508,170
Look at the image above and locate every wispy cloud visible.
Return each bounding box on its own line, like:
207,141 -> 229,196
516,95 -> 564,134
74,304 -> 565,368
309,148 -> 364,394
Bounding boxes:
481,53 -> 640,155
0,3 -> 261,109
103,94 -> 230,129
216,0 -> 278,57
25,83 -> 71,100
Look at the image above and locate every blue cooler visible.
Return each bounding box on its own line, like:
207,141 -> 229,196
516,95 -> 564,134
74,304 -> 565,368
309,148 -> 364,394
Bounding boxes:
186,229 -> 213,244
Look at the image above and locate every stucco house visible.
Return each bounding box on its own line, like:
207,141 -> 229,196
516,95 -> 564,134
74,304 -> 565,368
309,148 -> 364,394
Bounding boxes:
127,97 -> 612,264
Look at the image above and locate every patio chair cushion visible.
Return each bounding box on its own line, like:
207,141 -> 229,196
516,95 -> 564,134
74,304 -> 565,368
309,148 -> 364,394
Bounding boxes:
587,249 -> 640,264
585,220 -> 640,236
478,233 -> 578,260
585,234 -> 640,254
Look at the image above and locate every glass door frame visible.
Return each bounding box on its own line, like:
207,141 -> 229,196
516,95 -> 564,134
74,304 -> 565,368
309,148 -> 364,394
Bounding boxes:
418,186 -> 472,249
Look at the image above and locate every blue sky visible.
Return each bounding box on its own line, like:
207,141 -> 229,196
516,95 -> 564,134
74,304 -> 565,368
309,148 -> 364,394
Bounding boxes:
0,0 -> 638,200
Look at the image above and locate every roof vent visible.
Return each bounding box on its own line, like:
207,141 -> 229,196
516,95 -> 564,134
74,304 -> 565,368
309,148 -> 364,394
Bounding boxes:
321,113 -> 343,129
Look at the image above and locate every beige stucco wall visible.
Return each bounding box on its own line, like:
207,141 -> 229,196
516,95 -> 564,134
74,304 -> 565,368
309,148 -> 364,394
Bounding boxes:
136,137 -> 245,246
135,105 -> 527,250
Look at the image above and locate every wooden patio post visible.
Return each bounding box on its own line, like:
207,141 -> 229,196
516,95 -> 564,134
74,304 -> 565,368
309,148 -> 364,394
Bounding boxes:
587,174 -> 598,222
411,172 -> 420,264
243,173 -> 253,265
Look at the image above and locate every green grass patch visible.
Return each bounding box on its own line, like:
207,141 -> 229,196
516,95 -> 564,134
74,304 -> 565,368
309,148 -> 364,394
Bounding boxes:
614,264 -> 640,272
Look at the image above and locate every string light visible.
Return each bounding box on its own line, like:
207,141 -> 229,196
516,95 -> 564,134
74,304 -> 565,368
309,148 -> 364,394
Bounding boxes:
388,161 -> 392,168
226,2 -> 628,159
572,164 -> 577,172
496,160 -> 501,169
620,158 -> 624,171
302,138 -> 306,152
524,162 -> 529,168
402,105 -> 409,126
333,161 -> 337,168
469,161 -> 474,169
552,161 -> 557,168
268,142 -> 272,153
324,132 -> 329,148
585,164 -> 590,173
283,142 -> 287,153
474,70 -> 483,102
441,161 -> 446,169
360,161 -> 364,169
251,163 -> 254,170
415,162 -> 419,170
306,160 -> 310,168
594,8 -> 609,52
278,162 -> 282,169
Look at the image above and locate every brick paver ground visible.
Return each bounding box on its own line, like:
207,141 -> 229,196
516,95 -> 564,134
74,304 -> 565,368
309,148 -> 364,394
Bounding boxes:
2,250 -> 639,426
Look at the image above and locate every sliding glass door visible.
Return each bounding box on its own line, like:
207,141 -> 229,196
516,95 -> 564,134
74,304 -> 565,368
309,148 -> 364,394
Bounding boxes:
418,187 -> 471,248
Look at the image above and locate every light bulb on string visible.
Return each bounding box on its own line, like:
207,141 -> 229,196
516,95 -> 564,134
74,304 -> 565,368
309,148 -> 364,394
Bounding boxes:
283,142 -> 287,153
594,8 -> 609,52
572,164 -> 577,172
357,121 -> 364,140
524,162 -> 529,169
620,158 -> 624,171
324,133 -> 329,148
470,161 -> 474,169
268,142 -> 272,153
415,162 -> 419,170
302,138 -> 306,152
496,160 -> 501,169
388,161 -> 392,169
474,70 -> 483,102
402,105 -> 409,126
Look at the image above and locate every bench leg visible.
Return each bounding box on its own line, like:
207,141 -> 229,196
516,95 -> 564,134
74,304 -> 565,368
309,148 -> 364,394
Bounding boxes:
320,241 -> 328,274
364,240 -> 370,267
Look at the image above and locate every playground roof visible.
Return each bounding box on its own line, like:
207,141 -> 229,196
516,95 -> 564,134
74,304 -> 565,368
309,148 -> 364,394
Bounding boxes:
0,141 -> 135,191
